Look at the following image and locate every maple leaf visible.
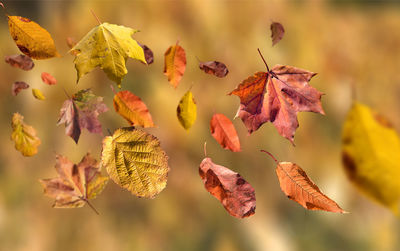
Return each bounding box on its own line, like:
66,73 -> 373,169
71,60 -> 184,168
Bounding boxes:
12,81 -> 29,96
41,72 -> 57,85
57,89 -> 108,144
199,157 -> 256,218
70,22 -> 146,88
4,54 -> 34,70
229,49 -> 324,143
199,60 -> 229,78
210,113 -> 241,152
11,113 -> 41,156
177,90 -> 197,130
40,153 -> 109,213
270,22 -> 285,46
164,41 -> 186,88
101,127 -> 169,198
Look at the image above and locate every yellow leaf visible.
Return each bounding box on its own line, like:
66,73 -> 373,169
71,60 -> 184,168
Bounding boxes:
342,102 -> 400,213
177,90 -> 197,130
7,16 -> 60,59
101,127 -> 169,198
11,113 -> 41,156
32,88 -> 45,100
71,22 -> 146,88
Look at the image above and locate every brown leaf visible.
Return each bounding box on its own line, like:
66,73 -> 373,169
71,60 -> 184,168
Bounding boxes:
210,113 -> 241,152
199,157 -> 256,218
12,81 -> 29,96
138,43 -> 154,64
4,54 -> 34,71
164,41 -> 186,88
199,61 -> 229,78
41,72 -> 57,85
270,22 -> 285,46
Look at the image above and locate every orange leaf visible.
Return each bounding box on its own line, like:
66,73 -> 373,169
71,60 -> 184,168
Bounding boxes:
210,113 -> 241,152
41,72 -> 57,85
164,41 -> 186,88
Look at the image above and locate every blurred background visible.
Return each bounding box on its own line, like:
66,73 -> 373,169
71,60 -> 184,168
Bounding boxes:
1,0 -> 400,250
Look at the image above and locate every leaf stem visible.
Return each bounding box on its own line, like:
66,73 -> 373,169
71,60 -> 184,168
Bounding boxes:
110,84 -> 116,95
260,150 -> 279,164
90,9 -> 102,25
62,87 -> 71,99
0,2 -> 4,10
84,198 -> 99,215
257,48 -> 270,72
107,128 -> 112,136
204,142 -> 207,157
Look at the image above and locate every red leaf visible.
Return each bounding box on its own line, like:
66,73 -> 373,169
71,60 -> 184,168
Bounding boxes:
199,61 -> 229,78
210,113 -> 241,152
4,54 -> 34,71
199,157 -> 256,218
12,81 -> 29,96
270,22 -> 285,46
41,72 -> 57,85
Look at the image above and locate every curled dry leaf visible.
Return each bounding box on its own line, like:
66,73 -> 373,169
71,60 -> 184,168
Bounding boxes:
199,61 -> 229,78
177,90 -> 197,130
138,43 -> 154,64
164,41 -> 186,88
199,157 -> 256,218
4,54 -> 34,70
342,102 -> 400,213
210,113 -> 241,152
32,88 -> 45,100
101,127 -> 170,198
41,72 -> 57,85
113,90 -> 154,127
11,113 -> 41,156
270,22 -> 285,46
12,81 -> 29,96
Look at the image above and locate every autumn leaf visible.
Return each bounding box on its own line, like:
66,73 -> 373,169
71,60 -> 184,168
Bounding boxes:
57,89 -> 108,144
4,54 -> 34,70
70,22 -> 146,88
138,43 -> 154,64
199,157 -> 256,218
199,60 -> 229,78
164,41 -> 186,88
113,90 -> 154,127
41,72 -> 57,85
270,22 -> 285,46
342,102 -> 400,213
66,37 -> 77,49
210,113 -> 241,152
7,15 -> 60,59
39,153 -> 109,213
101,127 -> 169,198
229,49 -> 324,143
12,81 -> 29,96
177,90 -> 197,130
32,88 -> 45,100
11,113 -> 40,156
262,150 -> 345,213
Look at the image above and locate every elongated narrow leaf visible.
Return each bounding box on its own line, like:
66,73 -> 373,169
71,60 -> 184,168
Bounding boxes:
164,41 -> 186,88
177,90 -> 196,130
11,113 -> 41,156
5,54 -> 34,70
210,113 -> 241,152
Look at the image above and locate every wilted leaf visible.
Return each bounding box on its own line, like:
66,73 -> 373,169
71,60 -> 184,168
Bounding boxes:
164,41 -> 186,88
113,90 -> 154,127
270,22 -> 285,46
40,153 -> 109,212
138,43 -> 154,64
342,102 -> 400,213
70,22 -> 146,88
4,54 -> 34,70
210,113 -> 241,152
199,61 -> 229,78
7,15 -> 59,59
177,90 -> 196,130
57,89 -> 108,143
101,127 -> 169,198
41,72 -> 57,85
12,81 -> 29,96
199,157 -> 256,218
11,113 -> 40,156
32,88 -> 45,100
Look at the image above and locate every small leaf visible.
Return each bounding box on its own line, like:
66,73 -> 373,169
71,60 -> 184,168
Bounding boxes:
177,90 -> 196,130
41,72 -> 57,85
4,54 -> 34,70
199,61 -> 229,78
101,127 -> 169,198
12,81 -> 29,96
66,37 -> 77,49
113,90 -> 154,127
199,157 -> 256,218
210,113 -> 241,152
138,43 -> 154,64
11,113 -> 41,156
164,41 -> 186,88
32,88 -> 45,100
270,22 -> 285,46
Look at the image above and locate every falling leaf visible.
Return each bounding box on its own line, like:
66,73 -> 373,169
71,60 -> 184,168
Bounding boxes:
210,113 -> 241,152
66,37 -> 77,49
12,81 -> 29,96
262,150 -> 345,213
113,90 -> 154,127
342,102 -> 400,213
32,88 -> 45,100
40,153 -> 109,212
4,54 -> 34,70
7,15 -> 60,59
41,72 -> 57,85
229,51 -> 324,143
199,157 -> 256,218
70,22 -> 146,88
199,61 -> 229,78
177,90 -> 196,130
138,43 -> 154,64
11,113 -> 40,156
57,89 -> 108,143
101,127 -> 169,198
164,41 -> 186,88
270,22 -> 285,46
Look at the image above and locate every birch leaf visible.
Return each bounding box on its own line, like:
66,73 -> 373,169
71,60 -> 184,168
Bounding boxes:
11,113 -> 41,156
177,90 -> 196,130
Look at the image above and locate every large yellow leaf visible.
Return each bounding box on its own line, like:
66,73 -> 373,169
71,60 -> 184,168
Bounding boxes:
7,16 -> 60,59
177,90 -> 197,130
101,127 -> 169,198
342,102 -> 400,213
71,23 -> 146,88
11,113 -> 41,156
